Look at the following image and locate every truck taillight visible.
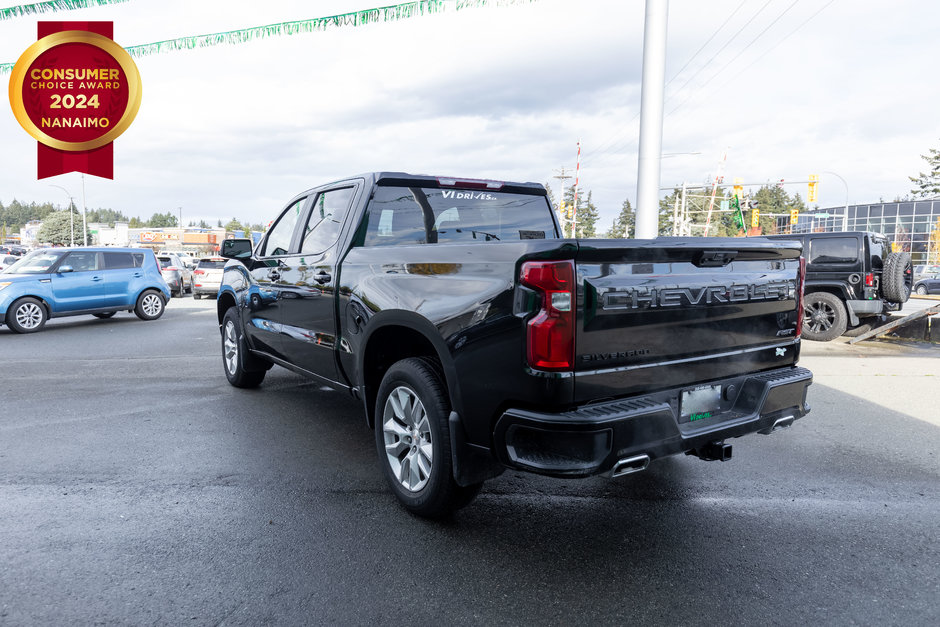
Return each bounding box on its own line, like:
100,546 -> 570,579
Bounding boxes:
796,256 -> 807,339
164,266 -> 179,271
864,272 -> 875,287
520,260 -> 575,370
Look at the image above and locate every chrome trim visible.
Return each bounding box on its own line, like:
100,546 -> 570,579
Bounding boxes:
575,341 -> 799,378
610,454 -> 650,478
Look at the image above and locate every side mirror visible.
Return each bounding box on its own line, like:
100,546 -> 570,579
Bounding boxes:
221,238 -> 253,260
58,265 -> 74,273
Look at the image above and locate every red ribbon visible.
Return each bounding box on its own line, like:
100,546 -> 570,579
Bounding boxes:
36,21 -> 115,180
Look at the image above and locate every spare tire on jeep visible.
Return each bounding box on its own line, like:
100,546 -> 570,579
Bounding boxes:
882,252 -> 912,303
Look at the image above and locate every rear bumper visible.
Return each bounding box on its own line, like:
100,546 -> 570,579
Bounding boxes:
492,366 -> 812,477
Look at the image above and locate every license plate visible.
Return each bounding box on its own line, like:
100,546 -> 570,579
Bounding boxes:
680,384 -> 721,423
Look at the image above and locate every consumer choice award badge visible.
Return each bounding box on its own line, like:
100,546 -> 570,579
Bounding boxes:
8,22 -> 141,179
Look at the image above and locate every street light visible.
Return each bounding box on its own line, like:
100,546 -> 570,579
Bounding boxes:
821,171 -> 850,232
49,184 -> 75,246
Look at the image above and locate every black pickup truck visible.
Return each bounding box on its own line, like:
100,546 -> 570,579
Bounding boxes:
217,172 -> 813,517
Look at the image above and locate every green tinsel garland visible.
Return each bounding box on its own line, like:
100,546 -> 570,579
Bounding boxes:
0,0 -> 537,73
0,0 -> 130,21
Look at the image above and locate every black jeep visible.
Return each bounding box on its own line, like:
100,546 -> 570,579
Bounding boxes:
767,232 -> 912,341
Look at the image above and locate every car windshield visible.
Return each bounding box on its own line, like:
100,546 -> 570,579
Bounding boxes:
197,260 -> 226,269
2,250 -> 64,274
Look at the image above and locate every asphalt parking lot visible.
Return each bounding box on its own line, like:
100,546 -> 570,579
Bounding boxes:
1,297 -> 938,625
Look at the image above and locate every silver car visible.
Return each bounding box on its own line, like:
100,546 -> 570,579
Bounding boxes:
156,253 -> 193,297
192,257 -> 226,299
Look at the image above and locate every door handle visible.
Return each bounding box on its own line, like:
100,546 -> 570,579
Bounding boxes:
314,271 -> 331,284
91,275 -> 103,282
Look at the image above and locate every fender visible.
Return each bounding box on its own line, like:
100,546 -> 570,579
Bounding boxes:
356,309 -> 465,421
803,279 -> 855,301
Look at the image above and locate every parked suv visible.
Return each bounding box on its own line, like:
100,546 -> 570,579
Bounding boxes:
0,247 -> 170,333
192,257 -> 226,299
767,232 -> 911,340
156,252 -> 193,297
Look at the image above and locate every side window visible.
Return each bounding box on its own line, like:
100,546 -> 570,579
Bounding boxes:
104,252 -> 134,269
132,253 -> 145,268
261,198 -> 305,257
809,238 -> 858,264
302,187 -> 354,254
61,251 -> 100,272
363,187 -> 427,247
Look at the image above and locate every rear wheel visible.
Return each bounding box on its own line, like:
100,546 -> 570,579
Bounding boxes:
375,357 -> 482,517
134,290 -> 165,321
915,284 -> 928,295
221,308 -> 266,388
802,292 -> 847,341
6,297 -> 47,333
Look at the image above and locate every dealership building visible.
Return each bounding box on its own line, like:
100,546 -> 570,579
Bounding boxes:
778,199 -> 940,265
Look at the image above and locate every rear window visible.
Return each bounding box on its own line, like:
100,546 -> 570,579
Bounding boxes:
157,257 -> 173,269
361,185 -> 558,247
196,260 -> 226,269
104,252 -> 135,269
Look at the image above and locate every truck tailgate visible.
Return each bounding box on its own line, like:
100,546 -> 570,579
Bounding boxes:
575,238 -> 803,400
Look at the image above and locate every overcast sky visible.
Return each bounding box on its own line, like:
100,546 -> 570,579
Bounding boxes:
1,0 -> 938,232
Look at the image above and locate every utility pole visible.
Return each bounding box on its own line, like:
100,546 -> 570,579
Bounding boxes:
572,140 -> 581,239
635,0 -> 669,239
703,151 -> 728,236
553,167 -> 573,236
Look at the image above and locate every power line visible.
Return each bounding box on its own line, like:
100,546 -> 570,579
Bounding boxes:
664,0 -> 774,107
664,0 -> 749,89
727,0 -> 837,83
581,0 -> 773,171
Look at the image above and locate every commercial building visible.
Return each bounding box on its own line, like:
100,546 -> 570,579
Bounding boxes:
778,200 -> 940,264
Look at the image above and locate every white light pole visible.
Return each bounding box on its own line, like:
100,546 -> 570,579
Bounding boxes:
822,171 -> 849,232
635,0 -> 669,239
49,184 -> 75,246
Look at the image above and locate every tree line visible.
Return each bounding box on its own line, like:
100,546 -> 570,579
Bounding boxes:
0,199 -> 264,236
546,182 -> 808,238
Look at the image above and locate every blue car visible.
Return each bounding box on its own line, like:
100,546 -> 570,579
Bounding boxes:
0,247 -> 171,333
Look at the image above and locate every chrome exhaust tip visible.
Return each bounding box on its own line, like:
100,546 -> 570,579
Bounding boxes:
610,454 -> 650,478
760,414 -> 795,435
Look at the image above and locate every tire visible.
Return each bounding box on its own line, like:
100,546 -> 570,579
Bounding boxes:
802,292 -> 847,341
185,278 -> 193,294
842,322 -> 873,337
6,297 -> 47,333
375,357 -> 482,518
93,312 -> 117,319
193,293 -> 202,300
882,251 -> 912,303
134,290 -> 166,321
221,308 -> 266,388
915,284 -> 928,295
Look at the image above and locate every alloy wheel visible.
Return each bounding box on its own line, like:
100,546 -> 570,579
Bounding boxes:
382,385 -> 433,492
15,302 -> 43,329
224,320 -> 238,375
141,294 -> 162,317
804,300 -> 835,333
